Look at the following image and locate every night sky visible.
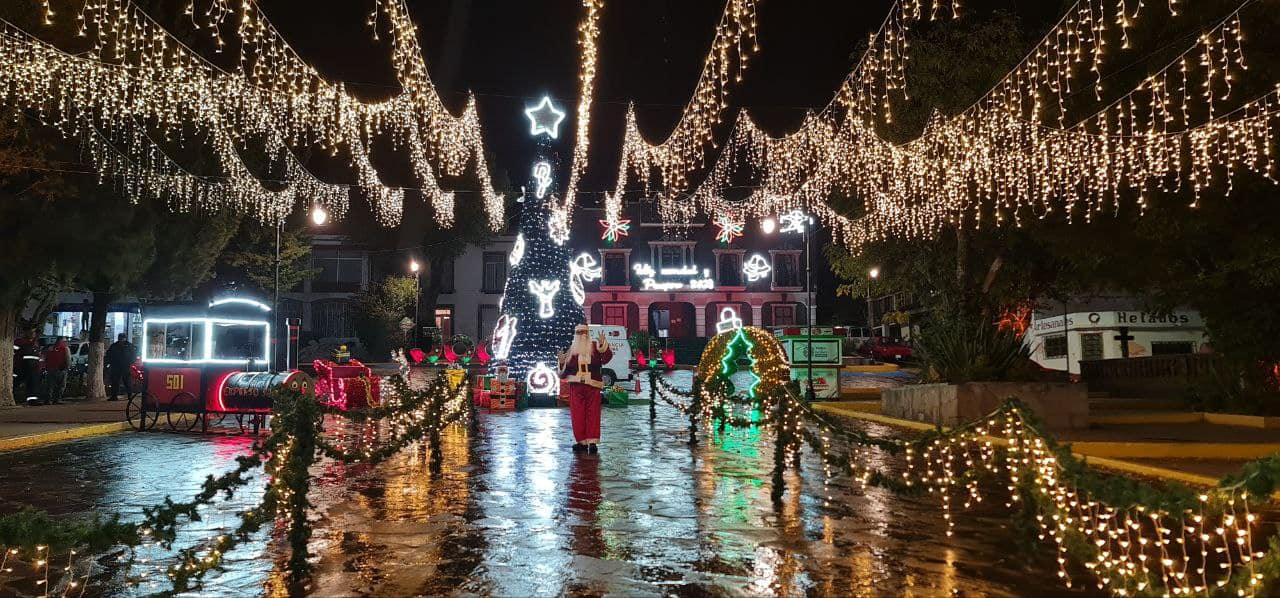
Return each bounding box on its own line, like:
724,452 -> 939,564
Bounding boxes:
259,0 -> 916,201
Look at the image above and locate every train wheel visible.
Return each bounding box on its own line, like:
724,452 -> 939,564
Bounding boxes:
204,413 -> 228,429
166,392 -> 201,432
126,395 -> 158,431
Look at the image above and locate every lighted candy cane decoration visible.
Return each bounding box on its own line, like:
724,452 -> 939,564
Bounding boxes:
526,361 -> 560,396
509,233 -> 525,266
532,161 -> 553,199
527,279 -> 561,319
568,253 -> 602,305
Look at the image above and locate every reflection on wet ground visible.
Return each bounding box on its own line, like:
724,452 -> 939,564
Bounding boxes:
0,387 -> 1100,597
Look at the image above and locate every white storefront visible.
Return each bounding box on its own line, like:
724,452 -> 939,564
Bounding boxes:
1026,309 -> 1209,375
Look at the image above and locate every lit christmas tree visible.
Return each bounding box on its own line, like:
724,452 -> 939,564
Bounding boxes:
490,97 -> 590,400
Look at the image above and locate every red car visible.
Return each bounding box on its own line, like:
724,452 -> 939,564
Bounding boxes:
858,337 -> 913,362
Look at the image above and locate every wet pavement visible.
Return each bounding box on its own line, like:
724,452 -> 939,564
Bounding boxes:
0,377 -> 1100,597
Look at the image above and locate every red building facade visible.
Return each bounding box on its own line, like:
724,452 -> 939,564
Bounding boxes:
572,202 -> 814,339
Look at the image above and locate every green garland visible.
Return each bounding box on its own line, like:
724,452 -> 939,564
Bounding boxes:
0,370 -> 477,595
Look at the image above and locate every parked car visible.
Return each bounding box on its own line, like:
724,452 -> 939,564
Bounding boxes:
587,324 -> 632,386
858,336 -> 914,362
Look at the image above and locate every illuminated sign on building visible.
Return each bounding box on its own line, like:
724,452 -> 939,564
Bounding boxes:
632,263 -> 714,291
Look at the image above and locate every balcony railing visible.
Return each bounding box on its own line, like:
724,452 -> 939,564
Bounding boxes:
1079,354 -> 1222,397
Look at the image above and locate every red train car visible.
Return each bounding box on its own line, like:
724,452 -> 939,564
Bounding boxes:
128,297 -> 311,433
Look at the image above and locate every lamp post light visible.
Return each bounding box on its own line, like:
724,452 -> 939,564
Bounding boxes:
867,267 -> 880,338
311,204 -> 328,226
273,204 -> 327,372
409,259 -> 421,348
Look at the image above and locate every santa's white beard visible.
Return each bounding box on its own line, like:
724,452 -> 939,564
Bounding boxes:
570,335 -> 593,363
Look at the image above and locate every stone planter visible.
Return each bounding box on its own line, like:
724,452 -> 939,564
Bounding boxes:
881,382 -> 1089,429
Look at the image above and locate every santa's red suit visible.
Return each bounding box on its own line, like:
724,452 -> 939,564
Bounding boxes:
559,343 -> 613,444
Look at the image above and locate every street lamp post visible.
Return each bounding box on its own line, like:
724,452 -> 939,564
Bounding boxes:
867,267 -> 880,338
764,209 -> 816,401
409,259 -> 421,348
803,203 -> 815,403
273,204 -> 327,372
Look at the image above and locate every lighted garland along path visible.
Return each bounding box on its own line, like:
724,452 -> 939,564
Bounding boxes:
1,335 -> 1280,595
648,326 -> 1280,596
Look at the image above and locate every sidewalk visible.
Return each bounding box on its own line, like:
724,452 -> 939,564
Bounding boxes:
0,398 -> 129,451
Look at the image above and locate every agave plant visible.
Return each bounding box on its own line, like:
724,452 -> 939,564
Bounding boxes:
916,318 -> 1034,383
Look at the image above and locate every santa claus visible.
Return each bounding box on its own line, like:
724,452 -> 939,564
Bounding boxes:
558,324 -> 613,453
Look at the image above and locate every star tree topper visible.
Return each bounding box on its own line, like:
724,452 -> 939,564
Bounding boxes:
525,96 -> 566,139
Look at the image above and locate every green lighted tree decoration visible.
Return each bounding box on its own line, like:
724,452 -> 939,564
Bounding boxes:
718,328 -> 761,398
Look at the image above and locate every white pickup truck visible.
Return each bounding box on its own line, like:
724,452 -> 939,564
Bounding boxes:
588,324 -> 632,386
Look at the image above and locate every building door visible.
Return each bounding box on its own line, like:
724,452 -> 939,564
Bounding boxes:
602,304 -> 627,327
434,307 -> 454,338
650,308 -> 671,338
1080,333 -> 1103,361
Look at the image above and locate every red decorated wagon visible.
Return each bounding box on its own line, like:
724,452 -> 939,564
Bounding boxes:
127,297 -> 311,433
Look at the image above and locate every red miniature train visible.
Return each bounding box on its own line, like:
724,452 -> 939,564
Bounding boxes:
128,298 -> 311,433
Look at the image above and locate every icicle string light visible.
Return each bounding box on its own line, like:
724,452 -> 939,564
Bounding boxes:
1,0 -> 507,227
659,0 -> 1276,252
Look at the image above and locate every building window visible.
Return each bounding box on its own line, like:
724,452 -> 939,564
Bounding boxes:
1080,333 -> 1103,361
602,304 -> 627,327
772,304 -> 797,326
716,251 -> 743,287
439,258 -> 455,294
602,251 -> 629,287
434,306 -> 454,338
1151,340 -> 1195,355
658,246 -> 685,269
311,249 -> 365,293
772,252 -> 801,288
478,305 -> 499,340
482,252 -> 506,293
651,242 -> 695,270
1044,335 -> 1068,358
312,299 -> 355,338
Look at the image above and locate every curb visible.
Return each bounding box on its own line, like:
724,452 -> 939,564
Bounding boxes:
1069,441 -> 1280,460
0,421 -> 130,452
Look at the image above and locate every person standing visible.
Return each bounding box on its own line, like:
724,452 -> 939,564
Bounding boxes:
43,337 -> 71,404
558,325 -> 612,454
13,329 -> 41,404
105,333 -> 137,401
